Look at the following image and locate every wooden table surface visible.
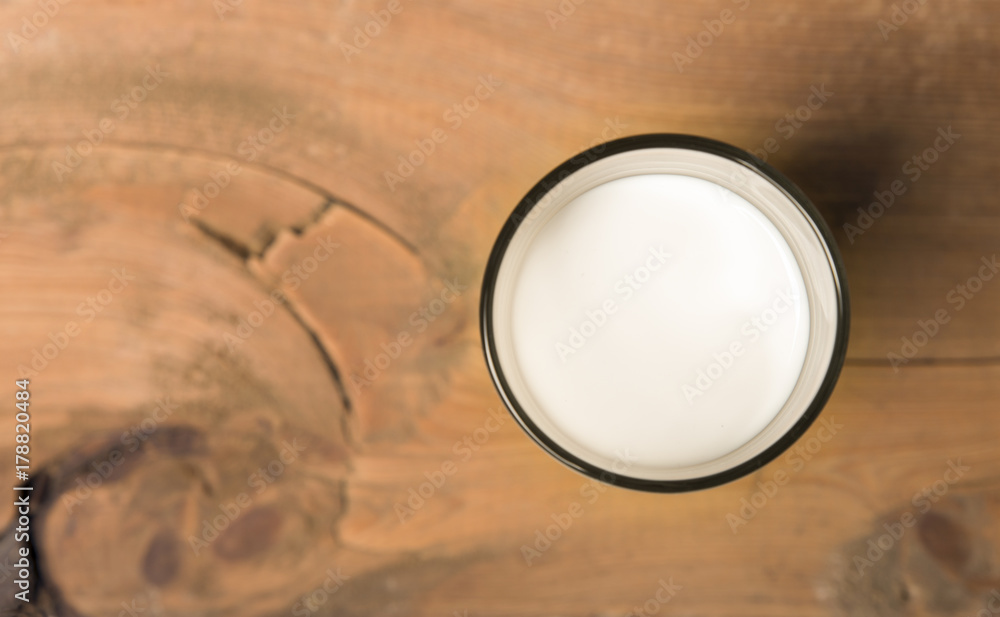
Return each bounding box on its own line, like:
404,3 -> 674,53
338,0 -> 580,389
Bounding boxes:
0,1 -> 998,615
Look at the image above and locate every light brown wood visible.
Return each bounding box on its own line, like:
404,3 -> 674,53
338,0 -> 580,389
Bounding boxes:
1,0 -> 999,615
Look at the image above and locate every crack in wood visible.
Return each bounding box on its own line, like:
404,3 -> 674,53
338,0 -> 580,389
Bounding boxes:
187,201 -> 355,435
0,140 -> 421,258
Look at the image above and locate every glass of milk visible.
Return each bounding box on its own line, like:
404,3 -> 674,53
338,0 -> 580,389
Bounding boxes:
480,134 -> 849,492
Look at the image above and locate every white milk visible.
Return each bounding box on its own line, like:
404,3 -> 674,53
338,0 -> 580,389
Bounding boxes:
506,173 -> 810,471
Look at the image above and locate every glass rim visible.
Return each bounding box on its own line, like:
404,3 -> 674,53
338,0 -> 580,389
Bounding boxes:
480,133 -> 851,493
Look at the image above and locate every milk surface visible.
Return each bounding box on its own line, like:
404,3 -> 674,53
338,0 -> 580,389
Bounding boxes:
508,173 -> 810,469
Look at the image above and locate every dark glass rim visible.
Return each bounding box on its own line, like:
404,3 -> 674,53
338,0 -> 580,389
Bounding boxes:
479,133 -> 851,493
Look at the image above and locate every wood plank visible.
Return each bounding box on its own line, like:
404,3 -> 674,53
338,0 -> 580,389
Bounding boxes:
331,364 -> 1000,617
0,0 -> 999,615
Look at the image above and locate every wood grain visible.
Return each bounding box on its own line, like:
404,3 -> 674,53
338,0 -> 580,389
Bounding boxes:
0,0 -> 998,615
